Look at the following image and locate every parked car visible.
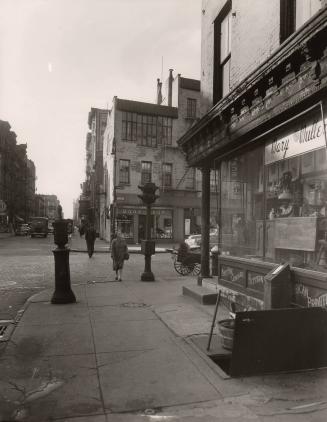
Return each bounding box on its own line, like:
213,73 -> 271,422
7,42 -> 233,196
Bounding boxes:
185,228 -> 219,250
15,224 -> 30,236
29,217 -> 48,238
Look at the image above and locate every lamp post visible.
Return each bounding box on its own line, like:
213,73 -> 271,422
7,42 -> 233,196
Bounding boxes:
51,205 -> 76,304
138,182 -> 159,281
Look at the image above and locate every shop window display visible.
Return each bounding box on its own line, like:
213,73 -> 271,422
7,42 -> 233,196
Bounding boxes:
218,108 -> 327,272
116,214 -> 133,239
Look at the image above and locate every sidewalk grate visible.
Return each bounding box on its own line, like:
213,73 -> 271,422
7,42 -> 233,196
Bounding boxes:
120,302 -> 149,308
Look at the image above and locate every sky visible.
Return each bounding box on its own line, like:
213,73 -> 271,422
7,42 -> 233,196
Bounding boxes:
0,0 -> 201,218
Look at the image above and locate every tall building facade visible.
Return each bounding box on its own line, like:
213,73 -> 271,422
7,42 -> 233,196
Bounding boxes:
0,120 -> 36,229
101,71 -> 206,244
179,1 -> 327,307
34,194 -> 60,219
81,108 -> 108,233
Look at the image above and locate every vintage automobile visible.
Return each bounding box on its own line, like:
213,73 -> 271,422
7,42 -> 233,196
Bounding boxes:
29,217 -> 49,238
15,224 -> 30,236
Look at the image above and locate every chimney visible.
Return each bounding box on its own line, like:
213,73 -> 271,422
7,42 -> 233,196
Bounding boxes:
156,78 -> 163,105
168,69 -> 173,106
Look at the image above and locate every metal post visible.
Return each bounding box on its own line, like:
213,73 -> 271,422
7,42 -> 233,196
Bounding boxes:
51,205 -> 76,304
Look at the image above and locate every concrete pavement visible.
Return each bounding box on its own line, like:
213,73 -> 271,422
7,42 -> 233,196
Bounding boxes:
1,257 -> 327,421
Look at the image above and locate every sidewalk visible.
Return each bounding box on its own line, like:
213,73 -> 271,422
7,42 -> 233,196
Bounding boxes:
69,233 -> 175,254
1,273 -> 327,421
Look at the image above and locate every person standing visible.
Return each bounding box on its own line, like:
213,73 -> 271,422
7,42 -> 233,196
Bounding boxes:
85,223 -> 96,258
111,233 -> 128,281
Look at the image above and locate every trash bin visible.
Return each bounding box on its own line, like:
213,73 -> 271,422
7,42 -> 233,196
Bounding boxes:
217,319 -> 235,350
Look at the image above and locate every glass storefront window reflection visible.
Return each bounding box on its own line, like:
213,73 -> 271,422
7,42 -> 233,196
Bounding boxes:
219,148 -> 264,258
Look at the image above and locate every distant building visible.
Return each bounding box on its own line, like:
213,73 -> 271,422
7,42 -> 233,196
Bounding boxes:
34,194 -> 60,220
0,120 -> 36,228
101,71 -> 208,244
81,108 -> 108,233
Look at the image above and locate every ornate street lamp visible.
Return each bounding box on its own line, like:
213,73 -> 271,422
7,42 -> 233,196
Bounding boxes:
51,205 -> 76,304
138,182 -> 159,281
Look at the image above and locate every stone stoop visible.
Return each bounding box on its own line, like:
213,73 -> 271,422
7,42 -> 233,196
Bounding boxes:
182,282 -> 218,305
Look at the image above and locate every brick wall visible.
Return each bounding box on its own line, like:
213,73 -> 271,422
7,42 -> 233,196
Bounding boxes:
200,0 -> 280,114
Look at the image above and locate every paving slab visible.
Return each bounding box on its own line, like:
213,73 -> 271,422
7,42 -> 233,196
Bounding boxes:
89,305 -> 156,323
97,344 -> 219,413
154,303 -> 213,337
5,318 -> 94,357
0,354 -> 102,421
19,300 -> 89,325
92,319 -> 174,353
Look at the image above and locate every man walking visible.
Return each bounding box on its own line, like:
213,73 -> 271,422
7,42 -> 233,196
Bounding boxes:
85,222 -> 96,258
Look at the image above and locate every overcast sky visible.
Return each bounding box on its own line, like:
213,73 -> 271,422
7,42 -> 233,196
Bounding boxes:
0,0 -> 201,218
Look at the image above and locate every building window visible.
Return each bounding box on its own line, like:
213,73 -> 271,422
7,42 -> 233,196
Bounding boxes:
122,112 -> 137,141
186,98 -> 197,119
122,111 -> 173,147
119,159 -> 130,185
185,167 -> 196,190
214,1 -> 232,104
141,161 -> 152,185
210,169 -> 219,193
162,163 -> 172,187
280,0 -> 322,43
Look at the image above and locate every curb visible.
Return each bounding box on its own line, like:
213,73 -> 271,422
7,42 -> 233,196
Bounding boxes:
70,248 -> 170,254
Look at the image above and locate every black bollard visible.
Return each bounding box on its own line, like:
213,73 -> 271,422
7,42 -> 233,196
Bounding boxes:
51,207 -> 76,304
138,183 -> 159,282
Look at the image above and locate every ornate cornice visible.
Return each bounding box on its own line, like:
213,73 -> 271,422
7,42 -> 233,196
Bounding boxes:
179,7 -> 327,166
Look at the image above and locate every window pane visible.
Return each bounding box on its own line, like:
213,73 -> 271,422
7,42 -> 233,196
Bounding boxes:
220,150 -> 264,258
220,10 -> 231,63
222,59 -> 231,97
296,0 -> 322,29
119,160 -> 130,184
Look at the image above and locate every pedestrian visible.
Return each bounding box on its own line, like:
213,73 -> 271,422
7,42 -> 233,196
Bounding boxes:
111,233 -> 129,281
85,223 -> 96,258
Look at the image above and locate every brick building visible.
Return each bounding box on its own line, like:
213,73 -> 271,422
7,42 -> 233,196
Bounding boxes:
101,71 -> 205,243
0,120 -> 36,229
179,0 -> 327,307
81,108 -> 108,233
34,194 -> 60,220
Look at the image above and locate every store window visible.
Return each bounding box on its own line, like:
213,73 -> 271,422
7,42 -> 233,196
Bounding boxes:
119,159 -> 130,185
186,98 -> 197,119
219,149 -> 264,258
218,107 -> 327,272
162,163 -> 172,187
139,209 -> 173,240
214,0 -> 232,103
116,214 -> 133,239
141,161 -> 152,185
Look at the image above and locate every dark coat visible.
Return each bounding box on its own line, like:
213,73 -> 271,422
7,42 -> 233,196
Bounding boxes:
111,236 -> 128,270
85,226 -> 96,242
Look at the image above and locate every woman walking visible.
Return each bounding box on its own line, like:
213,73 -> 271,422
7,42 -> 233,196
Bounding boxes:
111,233 -> 128,281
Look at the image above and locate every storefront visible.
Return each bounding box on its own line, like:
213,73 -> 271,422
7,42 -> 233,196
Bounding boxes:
115,206 -> 173,243
178,11 -> 327,308
218,104 -> 327,267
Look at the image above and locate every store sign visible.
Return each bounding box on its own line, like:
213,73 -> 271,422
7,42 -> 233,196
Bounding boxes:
247,271 -> 264,292
294,283 -> 327,308
220,265 -> 245,286
265,114 -> 327,164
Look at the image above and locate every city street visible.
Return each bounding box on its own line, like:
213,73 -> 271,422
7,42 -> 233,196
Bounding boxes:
0,233 -> 179,321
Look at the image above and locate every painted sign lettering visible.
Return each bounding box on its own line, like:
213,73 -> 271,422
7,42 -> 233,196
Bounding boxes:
294,282 -> 327,308
221,265 -> 245,286
265,113 -> 327,164
247,272 -> 264,292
